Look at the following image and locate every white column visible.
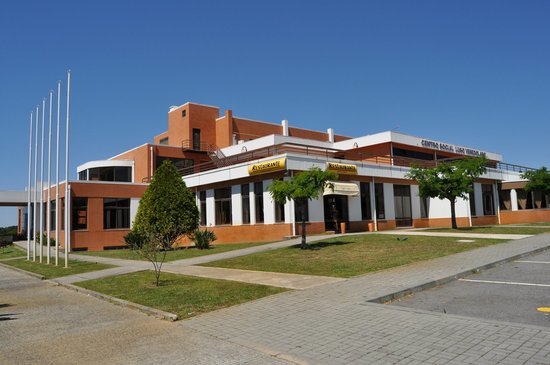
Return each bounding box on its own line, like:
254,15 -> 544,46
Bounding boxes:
383,183 -> 395,220
130,198 -> 140,228
494,182 -> 501,223
206,189 -> 215,226
281,120 -> 289,136
474,183 -> 483,216
263,179 -> 275,224
370,180 -> 377,230
231,185 -> 242,225
410,185 -> 421,219
249,183 -> 256,225
308,196 -> 324,223
510,189 -> 518,211
348,181 -> 362,222
327,128 -> 335,143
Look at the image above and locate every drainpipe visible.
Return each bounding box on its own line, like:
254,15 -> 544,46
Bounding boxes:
371,176 -> 378,231
150,145 -> 154,181
494,182 -> 501,225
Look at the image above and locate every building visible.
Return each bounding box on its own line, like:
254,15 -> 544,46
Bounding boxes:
10,102 -> 549,251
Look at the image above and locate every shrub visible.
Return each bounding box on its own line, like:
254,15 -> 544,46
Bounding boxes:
191,229 -> 217,250
35,232 -> 56,246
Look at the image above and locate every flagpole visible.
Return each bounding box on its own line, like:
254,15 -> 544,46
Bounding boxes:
46,91 -> 53,264
55,81 -> 61,266
26,111 -> 33,260
40,98 -> 45,263
64,70 -> 71,268
33,105 -> 39,261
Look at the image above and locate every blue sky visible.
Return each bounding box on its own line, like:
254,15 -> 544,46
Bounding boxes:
1,0 -> 549,226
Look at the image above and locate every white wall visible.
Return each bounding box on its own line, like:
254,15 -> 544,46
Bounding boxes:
231,185 -> 242,225
474,183 -> 484,216
263,179 -> 275,224
383,183 -> 395,220
130,198 -> 140,228
206,189 -> 215,226
348,180 -> 362,221
309,196 -> 324,223
410,185 -> 421,219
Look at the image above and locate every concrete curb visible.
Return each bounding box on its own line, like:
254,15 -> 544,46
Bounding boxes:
51,280 -> 179,322
370,244 -> 550,304
0,261 -> 46,280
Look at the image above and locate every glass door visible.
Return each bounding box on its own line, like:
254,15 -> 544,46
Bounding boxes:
393,185 -> 412,227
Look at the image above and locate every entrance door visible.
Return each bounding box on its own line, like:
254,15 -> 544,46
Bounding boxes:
393,185 -> 412,227
323,195 -> 349,232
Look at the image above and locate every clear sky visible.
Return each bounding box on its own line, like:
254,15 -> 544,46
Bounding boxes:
1,0 -> 549,227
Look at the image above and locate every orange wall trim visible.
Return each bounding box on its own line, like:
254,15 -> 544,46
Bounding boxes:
501,210 -> 550,224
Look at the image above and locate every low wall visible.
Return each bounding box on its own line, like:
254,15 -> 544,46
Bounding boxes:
500,209 -> 550,224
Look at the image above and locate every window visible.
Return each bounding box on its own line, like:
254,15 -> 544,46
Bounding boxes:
104,198 -> 130,229
199,191 -> 207,225
159,137 -> 169,145
61,198 -> 65,230
482,184 -> 495,215
72,198 -> 88,230
78,170 -> 87,180
374,183 -> 385,219
254,181 -> 264,223
182,109 -> 187,118
156,157 -> 194,176
420,197 -> 430,218
215,188 -> 232,225
392,147 -> 434,161
274,179 -> 285,223
294,198 -> 309,222
50,200 -> 56,230
360,182 -> 371,220
87,166 -> 131,182
499,189 -> 511,211
241,184 -> 250,224
469,190 -> 476,216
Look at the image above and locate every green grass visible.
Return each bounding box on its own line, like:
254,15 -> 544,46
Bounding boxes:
2,257 -> 114,279
77,242 -> 270,262
76,270 -> 287,319
0,245 -> 27,259
202,234 -> 506,278
426,226 -> 550,235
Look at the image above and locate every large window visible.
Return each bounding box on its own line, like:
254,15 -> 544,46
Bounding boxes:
254,181 -> 264,223
199,191 -> 207,225
469,190 -> 476,216
155,157 -> 194,176
420,197 -> 430,218
104,198 -> 130,229
72,198 -> 88,230
294,198 -> 309,222
374,183 -> 385,219
360,182 -> 371,220
88,166 -> 132,182
215,188 -> 232,225
499,189 -> 511,211
392,147 -> 434,161
241,184 -> 250,224
50,200 -> 56,230
78,170 -> 87,180
274,179 -> 285,223
482,184 -> 495,215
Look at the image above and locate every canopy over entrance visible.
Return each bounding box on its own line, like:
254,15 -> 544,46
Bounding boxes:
0,191 -> 28,206
323,181 -> 359,196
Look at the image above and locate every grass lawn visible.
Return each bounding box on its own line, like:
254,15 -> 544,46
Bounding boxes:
2,257 -> 114,279
426,226 -> 550,235
202,234 -> 506,278
76,270 -> 287,319
0,245 -> 27,259
77,242 -> 270,262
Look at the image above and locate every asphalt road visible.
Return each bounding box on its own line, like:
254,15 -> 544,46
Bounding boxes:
391,250 -> 550,327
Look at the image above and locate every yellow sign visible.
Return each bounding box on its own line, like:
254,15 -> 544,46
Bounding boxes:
248,158 -> 287,175
326,162 -> 358,175
537,307 -> 550,313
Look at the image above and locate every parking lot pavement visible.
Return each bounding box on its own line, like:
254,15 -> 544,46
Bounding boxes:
391,250 -> 550,327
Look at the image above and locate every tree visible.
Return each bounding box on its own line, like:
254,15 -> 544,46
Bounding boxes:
127,160 -> 199,286
406,157 -> 487,229
522,167 -> 550,196
269,167 -> 338,249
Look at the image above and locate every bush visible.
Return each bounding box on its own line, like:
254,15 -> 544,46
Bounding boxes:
35,232 -> 56,246
191,229 -> 217,250
124,230 -> 147,250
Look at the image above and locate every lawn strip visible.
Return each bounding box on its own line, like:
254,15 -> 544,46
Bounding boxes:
0,244 -> 27,259
76,271 -> 288,319
2,257 -> 114,279
202,234 -> 506,278
77,242 -> 271,262
426,226 -> 550,235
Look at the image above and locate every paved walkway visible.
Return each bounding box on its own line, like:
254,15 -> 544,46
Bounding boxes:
377,230 -> 532,240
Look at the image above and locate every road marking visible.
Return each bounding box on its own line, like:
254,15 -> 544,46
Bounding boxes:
538,307 -> 550,313
515,260 -> 550,264
459,279 -> 550,288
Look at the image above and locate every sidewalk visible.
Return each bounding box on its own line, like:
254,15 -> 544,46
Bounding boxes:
182,234 -> 550,364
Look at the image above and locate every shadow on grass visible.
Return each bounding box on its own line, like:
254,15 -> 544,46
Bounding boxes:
289,240 -> 352,250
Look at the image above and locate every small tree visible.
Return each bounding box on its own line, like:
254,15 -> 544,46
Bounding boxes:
269,167 -> 338,249
128,160 -> 199,286
522,167 -> 550,203
406,157 -> 487,229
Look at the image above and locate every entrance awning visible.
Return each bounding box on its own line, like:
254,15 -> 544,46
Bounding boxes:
323,181 -> 360,196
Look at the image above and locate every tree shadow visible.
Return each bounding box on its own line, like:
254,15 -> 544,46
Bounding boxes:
0,303 -> 12,309
290,240 -> 352,250
0,313 -> 18,321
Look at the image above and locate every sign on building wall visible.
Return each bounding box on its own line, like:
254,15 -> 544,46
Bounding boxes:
420,139 -> 486,157
326,162 -> 358,175
248,157 -> 287,175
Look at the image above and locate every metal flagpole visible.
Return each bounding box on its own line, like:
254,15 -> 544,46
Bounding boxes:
33,105 -> 39,261
40,98 -> 45,263
26,111 -> 33,260
55,81 -> 61,266
64,70 -> 71,268
46,91 -> 53,264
